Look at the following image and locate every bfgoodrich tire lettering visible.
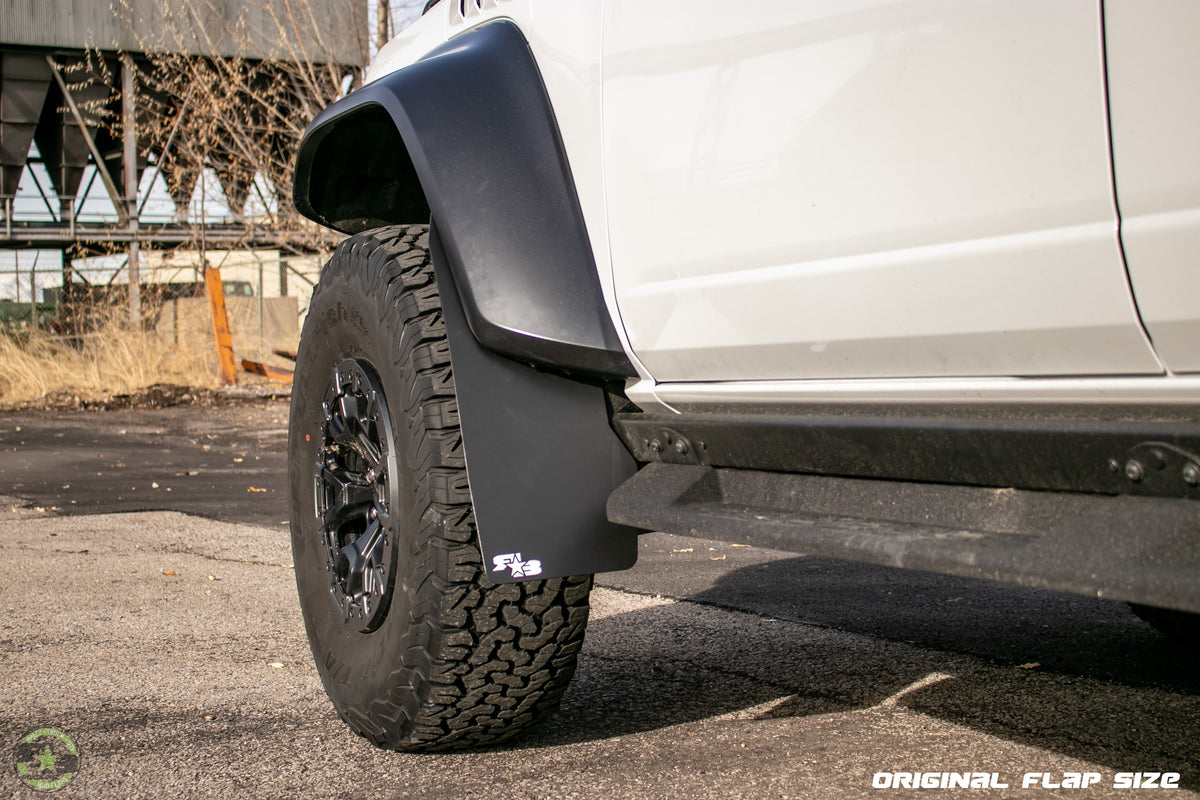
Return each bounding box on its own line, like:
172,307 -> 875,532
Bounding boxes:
287,225 -> 591,751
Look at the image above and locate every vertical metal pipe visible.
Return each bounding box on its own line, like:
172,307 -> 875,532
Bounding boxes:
258,255 -> 265,354
122,53 -> 141,325
61,250 -> 71,328
29,254 -> 37,330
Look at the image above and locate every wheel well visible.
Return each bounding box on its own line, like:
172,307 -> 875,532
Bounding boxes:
303,104 -> 429,233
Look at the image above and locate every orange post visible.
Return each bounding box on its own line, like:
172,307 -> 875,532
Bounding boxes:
204,266 -> 238,386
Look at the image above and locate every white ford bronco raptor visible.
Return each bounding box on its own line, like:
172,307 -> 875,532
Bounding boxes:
287,0 -> 1200,750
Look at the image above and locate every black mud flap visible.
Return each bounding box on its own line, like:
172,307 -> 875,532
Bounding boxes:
430,225 -> 640,582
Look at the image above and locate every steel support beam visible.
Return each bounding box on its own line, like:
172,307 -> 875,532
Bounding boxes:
122,53 -> 140,323
137,94 -> 189,218
45,56 -> 129,227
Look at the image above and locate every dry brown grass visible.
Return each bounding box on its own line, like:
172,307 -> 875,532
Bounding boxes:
0,313 -> 219,407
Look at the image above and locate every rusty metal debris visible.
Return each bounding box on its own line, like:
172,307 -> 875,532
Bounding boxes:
241,359 -> 293,382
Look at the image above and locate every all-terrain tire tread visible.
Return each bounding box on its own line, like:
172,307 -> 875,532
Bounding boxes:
298,225 -> 591,751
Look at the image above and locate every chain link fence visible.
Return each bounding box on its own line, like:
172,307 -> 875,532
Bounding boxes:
0,247 -> 323,369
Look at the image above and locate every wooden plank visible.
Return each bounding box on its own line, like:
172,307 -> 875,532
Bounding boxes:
204,266 -> 238,386
241,359 -> 294,382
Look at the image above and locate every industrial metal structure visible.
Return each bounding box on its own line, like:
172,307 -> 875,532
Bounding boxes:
0,0 -> 365,321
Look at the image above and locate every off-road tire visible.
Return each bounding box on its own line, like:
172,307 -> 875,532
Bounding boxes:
287,224 -> 592,751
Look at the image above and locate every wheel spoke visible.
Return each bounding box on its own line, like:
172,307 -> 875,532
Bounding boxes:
329,392 -> 384,472
337,391 -> 361,427
353,431 -> 383,474
354,517 -> 385,566
334,518 -> 385,599
315,464 -> 375,531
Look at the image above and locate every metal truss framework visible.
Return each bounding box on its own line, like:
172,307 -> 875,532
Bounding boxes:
0,45 -> 341,319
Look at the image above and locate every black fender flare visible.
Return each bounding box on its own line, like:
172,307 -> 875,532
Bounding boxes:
293,19 -> 634,378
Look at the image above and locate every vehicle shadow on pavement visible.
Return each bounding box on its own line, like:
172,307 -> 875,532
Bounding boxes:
527,557 -> 1200,789
685,556 -> 1200,691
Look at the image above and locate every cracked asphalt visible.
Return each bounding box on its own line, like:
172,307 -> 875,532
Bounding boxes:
1,403 -> 1199,799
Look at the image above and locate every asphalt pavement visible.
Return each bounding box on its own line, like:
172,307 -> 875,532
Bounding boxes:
2,403 -> 1198,799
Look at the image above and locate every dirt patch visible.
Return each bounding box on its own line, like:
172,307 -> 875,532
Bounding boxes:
0,381 -> 291,412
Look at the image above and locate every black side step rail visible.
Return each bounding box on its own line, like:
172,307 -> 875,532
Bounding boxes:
612,411 -> 1200,499
607,463 -> 1200,614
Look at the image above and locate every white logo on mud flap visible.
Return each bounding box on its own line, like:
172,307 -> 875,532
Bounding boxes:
492,552 -> 543,578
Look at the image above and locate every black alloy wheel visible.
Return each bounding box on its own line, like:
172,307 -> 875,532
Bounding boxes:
315,359 -> 398,633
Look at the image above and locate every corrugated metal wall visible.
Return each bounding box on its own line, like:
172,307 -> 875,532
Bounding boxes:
1,0 -> 367,66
